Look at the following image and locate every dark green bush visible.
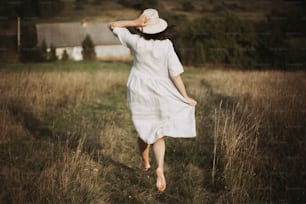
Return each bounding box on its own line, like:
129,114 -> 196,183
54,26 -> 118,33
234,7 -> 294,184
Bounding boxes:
49,44 -> 57,61
174,8 -> 306,70
81,35 -> 96,61
175,13 -> 257,68
62,49 -> 69,61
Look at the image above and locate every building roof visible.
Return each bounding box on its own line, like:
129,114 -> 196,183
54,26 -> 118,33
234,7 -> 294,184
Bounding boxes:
36,22 -> 120,47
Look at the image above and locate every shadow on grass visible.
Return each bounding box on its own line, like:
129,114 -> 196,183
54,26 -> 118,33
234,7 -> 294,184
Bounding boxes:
7,100 -> 137,167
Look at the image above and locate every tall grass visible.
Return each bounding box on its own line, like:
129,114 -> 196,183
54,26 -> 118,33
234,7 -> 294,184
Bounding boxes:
36,135 -> 108,203
205,70 -> 306,203
213,102 -> 260,203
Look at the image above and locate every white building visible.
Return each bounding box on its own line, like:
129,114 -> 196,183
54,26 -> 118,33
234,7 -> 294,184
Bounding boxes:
36,22 -> 130,61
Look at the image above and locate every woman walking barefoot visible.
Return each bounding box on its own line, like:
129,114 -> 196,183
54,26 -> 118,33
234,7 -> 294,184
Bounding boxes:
108,8 -> 197,192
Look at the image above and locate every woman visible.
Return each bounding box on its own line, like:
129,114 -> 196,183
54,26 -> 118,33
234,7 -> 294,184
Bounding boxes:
108,8 -> 197,192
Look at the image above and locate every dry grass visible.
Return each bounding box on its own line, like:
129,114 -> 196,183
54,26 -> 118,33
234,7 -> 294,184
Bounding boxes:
0,71 -> 127,114
202,70 -> 306,203
0,64 -> 305,203
0,67 -> 128,203
36,135 -> 107,204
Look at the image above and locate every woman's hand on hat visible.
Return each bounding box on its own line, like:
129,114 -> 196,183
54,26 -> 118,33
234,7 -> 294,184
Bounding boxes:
135,14 -> 147,27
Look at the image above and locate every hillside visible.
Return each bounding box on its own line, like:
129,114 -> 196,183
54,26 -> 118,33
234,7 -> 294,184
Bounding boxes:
2,0 -> 303,25
34,0 -> 299,23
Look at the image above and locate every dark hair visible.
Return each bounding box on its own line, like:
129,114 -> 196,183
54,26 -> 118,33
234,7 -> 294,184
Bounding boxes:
138,25 -> 175,40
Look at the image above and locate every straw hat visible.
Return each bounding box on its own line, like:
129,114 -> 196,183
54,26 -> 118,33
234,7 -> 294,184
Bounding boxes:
141,9 -> 168,34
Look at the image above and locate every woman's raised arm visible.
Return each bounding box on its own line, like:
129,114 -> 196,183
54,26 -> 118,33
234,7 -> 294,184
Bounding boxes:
108,15 -> 147,31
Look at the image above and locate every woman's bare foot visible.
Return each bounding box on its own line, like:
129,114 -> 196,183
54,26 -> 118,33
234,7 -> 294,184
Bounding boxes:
143,163 -> 151,171
155,168 -> 166,192
138,139 -> 151,171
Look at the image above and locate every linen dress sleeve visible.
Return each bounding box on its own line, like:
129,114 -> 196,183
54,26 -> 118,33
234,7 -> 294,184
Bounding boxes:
168,42 -> 184,77
112,27 -> 139,49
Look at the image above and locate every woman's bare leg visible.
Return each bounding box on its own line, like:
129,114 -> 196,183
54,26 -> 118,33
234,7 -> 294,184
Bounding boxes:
153,137 -> 166,192
137,138 -> 151,170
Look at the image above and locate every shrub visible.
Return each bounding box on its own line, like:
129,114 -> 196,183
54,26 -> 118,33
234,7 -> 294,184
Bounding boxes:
175,13 -> 257,68
49,44 -> 57,62
62,49 -> 69,61
81,35 -> 96,61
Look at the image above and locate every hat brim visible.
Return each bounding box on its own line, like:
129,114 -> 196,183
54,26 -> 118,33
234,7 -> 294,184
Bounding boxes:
141,18 -> 168,34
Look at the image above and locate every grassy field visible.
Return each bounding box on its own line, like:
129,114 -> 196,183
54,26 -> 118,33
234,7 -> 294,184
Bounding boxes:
0,61 -> 305,203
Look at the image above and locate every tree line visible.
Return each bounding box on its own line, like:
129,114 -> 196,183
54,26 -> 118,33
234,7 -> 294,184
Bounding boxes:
172,11 -> 305,69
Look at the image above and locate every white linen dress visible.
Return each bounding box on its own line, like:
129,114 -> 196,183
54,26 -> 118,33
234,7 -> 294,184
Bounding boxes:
113,27 -> 196,144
